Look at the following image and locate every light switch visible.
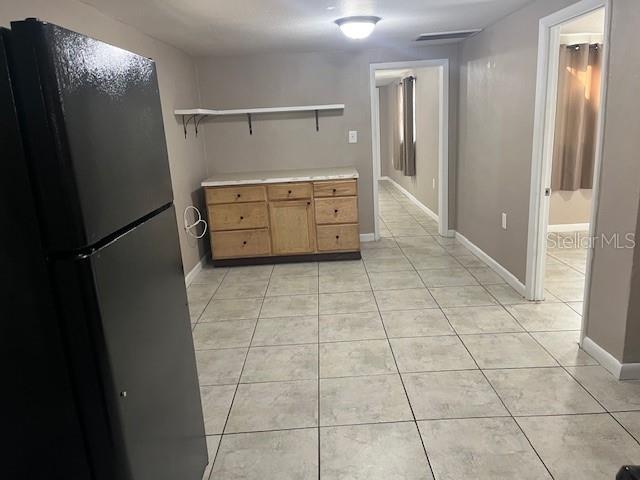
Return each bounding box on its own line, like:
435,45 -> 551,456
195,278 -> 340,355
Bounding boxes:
501,212 -> 507,230
348,130 -> 358,144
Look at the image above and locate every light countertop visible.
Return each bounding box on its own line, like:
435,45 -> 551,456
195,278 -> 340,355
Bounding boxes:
201,167 -> 359,187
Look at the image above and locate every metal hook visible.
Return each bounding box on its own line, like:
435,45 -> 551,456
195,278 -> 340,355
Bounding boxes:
315,109 -> 319,132
247,113 -> 253,135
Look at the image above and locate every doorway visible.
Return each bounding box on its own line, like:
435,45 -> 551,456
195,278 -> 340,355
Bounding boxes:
369,60 -> 449,240
526,1 -> 610,339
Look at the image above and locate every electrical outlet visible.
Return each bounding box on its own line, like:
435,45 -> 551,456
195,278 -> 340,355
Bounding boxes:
501,212 -> 507,230
348,130 -> 358,144
432,178 -> 436,189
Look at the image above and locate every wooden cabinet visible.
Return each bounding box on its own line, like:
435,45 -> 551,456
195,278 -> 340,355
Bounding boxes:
204,176 -> 360,263
269,200 -> 315,254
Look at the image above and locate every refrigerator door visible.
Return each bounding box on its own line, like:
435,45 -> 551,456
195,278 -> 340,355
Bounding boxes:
9,19 -> 173,252
53,205 -> 207,480
1,28 -> 92,480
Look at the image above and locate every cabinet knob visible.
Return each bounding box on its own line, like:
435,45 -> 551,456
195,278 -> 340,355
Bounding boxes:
240,216 -> 244,220
288,190 -> 292,194
334,209 -> 338,213
335,235 -> 340,239
332,188 -> 337,193
243,241 -> 247,245
236,193 -> 241,198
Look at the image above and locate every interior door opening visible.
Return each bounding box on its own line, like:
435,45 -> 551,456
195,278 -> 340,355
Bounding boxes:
527,1 -> 609,342
369,60 -> 449,241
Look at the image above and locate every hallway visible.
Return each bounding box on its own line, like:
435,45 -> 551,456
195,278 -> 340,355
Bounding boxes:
187,179 -> 640,479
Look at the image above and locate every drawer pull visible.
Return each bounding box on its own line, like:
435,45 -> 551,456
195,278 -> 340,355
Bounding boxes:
243,241 -> 247,245
240,216 -> 244,220
334,209 -> 338,213
332,188 -> 337,193
335,235 -> 340,239
236,193 -> 241,198
307,201 -> 311,205
288,190 -> 292,194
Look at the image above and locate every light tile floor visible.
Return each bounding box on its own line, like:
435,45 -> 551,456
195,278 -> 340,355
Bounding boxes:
189,179 -> 640,479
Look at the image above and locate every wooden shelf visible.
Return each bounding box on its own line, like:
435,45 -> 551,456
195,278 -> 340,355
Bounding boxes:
175,104 -> 345,137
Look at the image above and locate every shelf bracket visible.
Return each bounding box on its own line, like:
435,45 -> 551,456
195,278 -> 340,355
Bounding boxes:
315,109 -> 319,132
194,115 -> 205,137
182,114 -> 205,138
247,113 -> 253,135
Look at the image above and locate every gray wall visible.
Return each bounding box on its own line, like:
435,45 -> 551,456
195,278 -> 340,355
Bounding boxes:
1,0 -> 209,275
585,0 -> 640,364
380,67 -> 440,215
195,46 -> 459,234
457,0 -> 578,283
457,0 -> 640,365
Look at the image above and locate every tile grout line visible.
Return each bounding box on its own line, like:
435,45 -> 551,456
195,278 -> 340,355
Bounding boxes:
387,181 -> 553,479
210,265 -> 275,475
361,237 -> 438,480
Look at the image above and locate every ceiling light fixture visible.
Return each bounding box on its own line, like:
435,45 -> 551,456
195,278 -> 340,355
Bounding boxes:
335,16 -> 381,40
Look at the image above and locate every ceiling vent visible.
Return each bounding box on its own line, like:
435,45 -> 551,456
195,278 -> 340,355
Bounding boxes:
416,29 -> 481,42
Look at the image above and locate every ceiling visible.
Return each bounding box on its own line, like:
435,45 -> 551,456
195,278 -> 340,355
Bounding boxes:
560,8 -> 605,35
375,68 -> 412,86
78,0 -> 536,56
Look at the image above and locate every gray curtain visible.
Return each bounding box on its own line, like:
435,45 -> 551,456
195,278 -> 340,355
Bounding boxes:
392,82 -> 403,171
551,43 -> 602,191
400,76 -> 416,176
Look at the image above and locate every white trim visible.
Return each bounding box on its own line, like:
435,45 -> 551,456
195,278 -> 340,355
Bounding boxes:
185,255 -> 207,286
380,176 -> 438,221
525,0 -> 610,355
581,337 -> 640,380
369,59 -> 450,241
360,233 -> 376,242
455,232 -> 527,296
547,223 -> 590,232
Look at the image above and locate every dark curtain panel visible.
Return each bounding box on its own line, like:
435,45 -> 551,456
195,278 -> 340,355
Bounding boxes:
401,76 -> 416,176
392,82 -> 403,171
551,43 -> 602,191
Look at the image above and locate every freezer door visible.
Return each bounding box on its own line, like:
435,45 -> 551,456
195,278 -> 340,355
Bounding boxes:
9,19 -> 173,251
1,28 -> 92,480
53,205 -> 207,480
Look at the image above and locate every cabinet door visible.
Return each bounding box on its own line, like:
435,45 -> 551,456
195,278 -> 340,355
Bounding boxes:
269,200 -> 315,255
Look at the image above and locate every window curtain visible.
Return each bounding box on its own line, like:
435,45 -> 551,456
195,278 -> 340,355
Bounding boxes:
392,82 -> 403,171
392,76 -> 416,176
551,43 -> 602,191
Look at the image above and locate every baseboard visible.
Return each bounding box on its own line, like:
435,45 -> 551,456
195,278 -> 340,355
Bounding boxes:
548,223 -> 590,233
581,336 -> 640,380
184,254 -> 206,286
380,176 -> 439,222
454,232 -> 527,296
360,233 -> 375,242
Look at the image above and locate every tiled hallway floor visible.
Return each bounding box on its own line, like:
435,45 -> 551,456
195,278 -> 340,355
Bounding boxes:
187,179 -> 640,479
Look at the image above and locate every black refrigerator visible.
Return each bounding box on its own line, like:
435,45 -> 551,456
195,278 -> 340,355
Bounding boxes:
1,19 -> 207,480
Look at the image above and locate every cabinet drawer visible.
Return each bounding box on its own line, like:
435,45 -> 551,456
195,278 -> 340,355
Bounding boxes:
267,183 -> 312,200
208,202 -> 268,231
314,197 -> 358,224
313,180 -> 357,197
206,185 -> 265,204
317,224 -> 360,252
211,229 -> 271,259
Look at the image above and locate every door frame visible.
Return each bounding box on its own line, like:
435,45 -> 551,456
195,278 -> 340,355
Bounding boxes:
369,59 -> 450,239
525,0 -> 611,341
